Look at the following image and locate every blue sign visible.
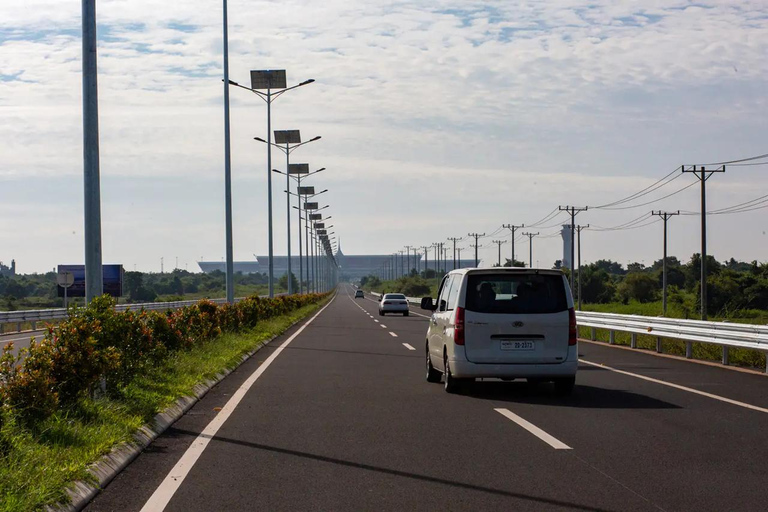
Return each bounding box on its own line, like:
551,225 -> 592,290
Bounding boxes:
57,264 -> 124,298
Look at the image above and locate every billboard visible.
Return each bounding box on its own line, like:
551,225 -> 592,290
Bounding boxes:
57,264 -> 124,298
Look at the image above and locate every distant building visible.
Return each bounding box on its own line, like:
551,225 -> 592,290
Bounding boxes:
197,242 -> 476,281
0,259 -> 16,277
560,226 -> 572,269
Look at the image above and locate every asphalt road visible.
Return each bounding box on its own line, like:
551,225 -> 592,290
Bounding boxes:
85,284 -> 768,512
0,329 -> 46,356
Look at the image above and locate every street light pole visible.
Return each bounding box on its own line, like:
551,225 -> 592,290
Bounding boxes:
82,0 -> 103,304
229,71 -> 314,298
222,0 -> 234,303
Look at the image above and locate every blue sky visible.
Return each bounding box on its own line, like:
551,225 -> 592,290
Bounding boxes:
1,0 -> 767,273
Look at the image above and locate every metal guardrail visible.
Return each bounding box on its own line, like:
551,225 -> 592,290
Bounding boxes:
0,297 -> 245,332
576,310 -> 768,373
370,289 -> 768,373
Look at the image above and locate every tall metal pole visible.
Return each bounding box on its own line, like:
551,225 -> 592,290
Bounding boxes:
404,246 -> 412,276
82,0 -> 103,304
285,144 -> 292,294
266,89 -> 274,297
222,0 -> 234,304
297,176 -> 303,293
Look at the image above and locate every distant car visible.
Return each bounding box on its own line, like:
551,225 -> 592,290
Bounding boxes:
355,290 -> 364,298
421,268 -> 577,394
379,293 -> 409,316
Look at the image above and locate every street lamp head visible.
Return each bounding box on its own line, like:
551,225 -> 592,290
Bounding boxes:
254,136 -> 266,143
299,79 -> 316,86
228,79 -> 239,86
310,136 -> 322,142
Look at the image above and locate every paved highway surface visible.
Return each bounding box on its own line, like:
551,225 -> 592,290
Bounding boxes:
83,284 -> 767,511
0,329 -> 46,356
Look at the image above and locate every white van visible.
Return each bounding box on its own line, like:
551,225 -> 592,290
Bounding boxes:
421,268 -> 578,394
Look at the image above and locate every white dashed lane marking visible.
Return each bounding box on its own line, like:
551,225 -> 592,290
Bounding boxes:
494,408 -> 572,450
402,343 -> 415,350
390,332 -> 398,338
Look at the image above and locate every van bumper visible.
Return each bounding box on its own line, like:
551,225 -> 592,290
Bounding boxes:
450,346 -> 578,379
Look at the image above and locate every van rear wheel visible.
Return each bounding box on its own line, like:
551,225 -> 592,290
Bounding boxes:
426,347 -> 441,383
553,377 -> 575,396
444,355 -> 463,393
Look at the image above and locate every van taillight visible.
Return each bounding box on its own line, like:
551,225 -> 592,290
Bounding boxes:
568,307 -> 577,346
454,307 -> 465,345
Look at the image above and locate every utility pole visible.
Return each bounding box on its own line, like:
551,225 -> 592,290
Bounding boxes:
522,232 -> 539,268
502,224 -> 524,267
447,237 -> 461,270
559,206 -> 588,290
432,243 -> 440,274
681,165 -> 725,321
651,211 -> 680,316
457,247 -> 463,268
404,245 -> 412,276
575,225 -> 589,310
421,246 -> 430,277
398,250 -> 405,278
468,233 -> 485,267
160,257 -> 164,273
492,240 -> 507,267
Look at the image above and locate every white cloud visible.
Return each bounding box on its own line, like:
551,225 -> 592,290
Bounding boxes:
1,0 -> 767,273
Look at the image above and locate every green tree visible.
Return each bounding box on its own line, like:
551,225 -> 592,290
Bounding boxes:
278,272 -> 299,292
617,273 -> 659,303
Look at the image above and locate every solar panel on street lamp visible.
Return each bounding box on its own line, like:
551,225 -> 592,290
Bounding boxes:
250,69 -> 287,89
289,163 -> 309,174
305,202 -> 319,210
274,129 -> 301,144
298,186 -> 315,195
310,213 -> 322,220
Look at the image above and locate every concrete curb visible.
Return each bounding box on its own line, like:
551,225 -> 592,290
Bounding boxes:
48,302 -> 324,512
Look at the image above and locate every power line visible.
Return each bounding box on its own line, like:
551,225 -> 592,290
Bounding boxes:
702,152 -> 768,166
592,169 -> 680,209
595,180 -> 697,210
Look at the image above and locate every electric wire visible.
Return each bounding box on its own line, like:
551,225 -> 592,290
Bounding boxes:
592,169 -> 679,209
596,180 -> 696,210
702,152 -> 768,166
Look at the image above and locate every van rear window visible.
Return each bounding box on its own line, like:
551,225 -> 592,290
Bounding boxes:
465,274 -> 567,314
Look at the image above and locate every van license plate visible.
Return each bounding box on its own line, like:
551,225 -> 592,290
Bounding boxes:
500,340 -> 535,351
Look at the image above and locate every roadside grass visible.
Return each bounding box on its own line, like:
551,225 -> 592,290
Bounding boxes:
0,299 -> 326,512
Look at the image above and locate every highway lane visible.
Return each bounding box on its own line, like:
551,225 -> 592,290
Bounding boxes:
0,329 -> 46,356
85,284 -> 768,512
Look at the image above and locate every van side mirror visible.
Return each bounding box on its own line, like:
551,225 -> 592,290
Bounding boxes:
420,297 -> 436,311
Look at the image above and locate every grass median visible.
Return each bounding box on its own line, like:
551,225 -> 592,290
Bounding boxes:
0,296 -> 328,512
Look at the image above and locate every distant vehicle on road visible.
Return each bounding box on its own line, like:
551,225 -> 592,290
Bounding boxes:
379,293 -> 409,316
355,290 -> 364,298
421,268 -> 577,394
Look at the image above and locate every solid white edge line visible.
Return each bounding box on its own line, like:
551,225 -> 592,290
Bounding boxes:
494,408 -> 572,450
579,359 -> 768,414
140,295 -> 336,512
390,332 -> 399,338
402,343 -> 415,350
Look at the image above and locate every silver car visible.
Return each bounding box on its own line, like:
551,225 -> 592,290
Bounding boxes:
379,293 -> 410,316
